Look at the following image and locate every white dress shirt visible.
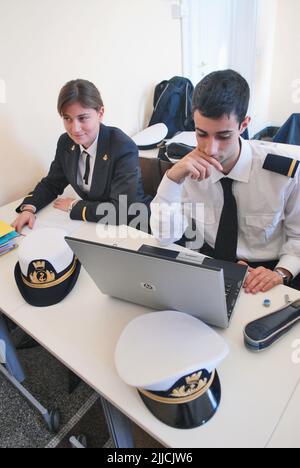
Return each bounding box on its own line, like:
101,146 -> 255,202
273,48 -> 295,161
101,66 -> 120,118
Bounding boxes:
77,133 -> 99,193
150,138 -> 300,277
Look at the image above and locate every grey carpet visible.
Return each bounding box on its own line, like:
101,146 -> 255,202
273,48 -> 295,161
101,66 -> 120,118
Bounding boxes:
0,331 -> 162,448
0,342 -> 108,448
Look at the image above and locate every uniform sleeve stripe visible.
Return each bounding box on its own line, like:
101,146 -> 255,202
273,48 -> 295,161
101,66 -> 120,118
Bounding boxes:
82,207 -> 87,222
288,159 -> 297,178
291,160 -> 300,178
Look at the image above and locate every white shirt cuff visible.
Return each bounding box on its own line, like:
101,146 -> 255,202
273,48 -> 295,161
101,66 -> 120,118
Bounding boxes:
20,204 -> 36,213
276,255 -> 300,278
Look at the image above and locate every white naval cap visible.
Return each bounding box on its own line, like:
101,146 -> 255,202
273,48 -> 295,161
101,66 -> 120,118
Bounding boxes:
18,228 -> 73,277
14,228 -> 81,307
131,123 -> 168,150
115,310 -> 229,429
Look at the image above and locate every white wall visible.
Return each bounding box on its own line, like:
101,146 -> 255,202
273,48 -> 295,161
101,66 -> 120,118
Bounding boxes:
269,0 -> 300,126
250,0 -> 278,135
0,0 -> 182,206
244,0 -> 300,132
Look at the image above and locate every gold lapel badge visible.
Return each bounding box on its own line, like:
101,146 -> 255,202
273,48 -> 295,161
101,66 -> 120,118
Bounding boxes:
71,145 -> 76,152
103,155 -> 109,161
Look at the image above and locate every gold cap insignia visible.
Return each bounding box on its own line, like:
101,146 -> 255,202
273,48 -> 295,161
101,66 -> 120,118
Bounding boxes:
30,261 -> 56,284
33,261 -> 45,270
170,372 -> 208,398
186,372 -> 202,385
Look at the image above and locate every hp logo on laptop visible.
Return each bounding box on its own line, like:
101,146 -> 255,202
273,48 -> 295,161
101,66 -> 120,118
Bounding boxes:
141,282 -> 156,292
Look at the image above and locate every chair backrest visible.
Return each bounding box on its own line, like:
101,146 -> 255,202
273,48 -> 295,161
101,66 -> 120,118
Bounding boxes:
139,157 -> 173,197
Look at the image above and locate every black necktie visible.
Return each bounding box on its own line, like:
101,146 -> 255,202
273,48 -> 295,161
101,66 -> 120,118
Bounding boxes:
83,151 -> 91,186
213,178 -> 238,262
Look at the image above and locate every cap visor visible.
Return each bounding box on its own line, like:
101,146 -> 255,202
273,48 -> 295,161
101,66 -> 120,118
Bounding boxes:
139,371 -> 221,429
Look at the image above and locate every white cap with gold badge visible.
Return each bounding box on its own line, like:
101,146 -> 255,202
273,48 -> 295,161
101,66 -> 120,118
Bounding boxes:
115,310 -> 229,429
14,228 -> 81,307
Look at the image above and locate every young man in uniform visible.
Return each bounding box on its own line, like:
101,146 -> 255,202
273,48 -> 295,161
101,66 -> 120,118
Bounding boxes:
151,70 -> 300,294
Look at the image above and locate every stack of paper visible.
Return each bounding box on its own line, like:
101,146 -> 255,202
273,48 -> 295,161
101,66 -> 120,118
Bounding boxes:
0,221 -> 19,257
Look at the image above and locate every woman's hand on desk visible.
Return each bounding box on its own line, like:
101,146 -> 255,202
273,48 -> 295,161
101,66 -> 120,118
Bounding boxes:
12,211 -> 36,234
53,197 -> 76,213
238,261 -> 283,294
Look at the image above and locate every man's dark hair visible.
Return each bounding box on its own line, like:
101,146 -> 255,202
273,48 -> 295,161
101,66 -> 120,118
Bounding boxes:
57,79 -> 104,115
192,70 -> 250,125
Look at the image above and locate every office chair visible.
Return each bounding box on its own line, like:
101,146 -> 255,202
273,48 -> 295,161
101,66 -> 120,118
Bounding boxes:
139,157 -> 173,197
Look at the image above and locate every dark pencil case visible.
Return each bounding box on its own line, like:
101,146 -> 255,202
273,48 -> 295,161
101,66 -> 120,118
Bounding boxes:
244,299 -> 300,352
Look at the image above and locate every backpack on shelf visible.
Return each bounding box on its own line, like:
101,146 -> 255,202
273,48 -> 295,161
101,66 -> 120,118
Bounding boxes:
148,76 -> 195,139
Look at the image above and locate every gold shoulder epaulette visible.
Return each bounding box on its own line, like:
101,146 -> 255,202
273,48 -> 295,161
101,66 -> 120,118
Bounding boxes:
263,154 -> 299,178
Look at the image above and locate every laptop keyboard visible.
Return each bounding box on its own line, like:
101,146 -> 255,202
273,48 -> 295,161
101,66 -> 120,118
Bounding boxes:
225,282 -> 233,297
225,281 -> 235,320
225,279 -> 245,321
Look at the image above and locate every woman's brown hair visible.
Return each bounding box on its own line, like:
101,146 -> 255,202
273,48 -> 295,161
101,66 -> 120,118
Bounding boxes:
57,79 -> 104,115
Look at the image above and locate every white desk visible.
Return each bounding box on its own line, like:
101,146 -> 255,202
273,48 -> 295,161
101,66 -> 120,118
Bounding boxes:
1,201 -> 300,448
267,371 -> 300,448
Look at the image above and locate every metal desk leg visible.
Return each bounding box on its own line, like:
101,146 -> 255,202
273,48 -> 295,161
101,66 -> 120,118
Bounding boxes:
101,397 -> 135,448
0,314 -> 25,382
69,435 -> 87,448
0,363 -> 60,433
0,314 -> 60,434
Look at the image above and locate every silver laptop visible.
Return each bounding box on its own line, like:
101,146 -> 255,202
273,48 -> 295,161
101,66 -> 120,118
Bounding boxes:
65,238 -> 247,328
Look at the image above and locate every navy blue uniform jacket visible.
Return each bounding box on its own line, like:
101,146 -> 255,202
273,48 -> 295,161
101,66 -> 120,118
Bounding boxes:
17,124 -> 151,223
